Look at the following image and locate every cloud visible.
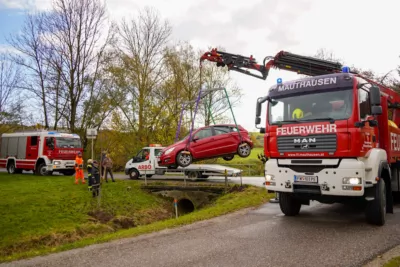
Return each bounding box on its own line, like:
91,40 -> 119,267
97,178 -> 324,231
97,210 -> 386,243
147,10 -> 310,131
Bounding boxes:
0,0 -> 51,11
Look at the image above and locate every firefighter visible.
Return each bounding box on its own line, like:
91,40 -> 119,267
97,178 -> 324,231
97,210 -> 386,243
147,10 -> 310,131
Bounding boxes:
87,159 -> 93,191
90,160 -> 101,197
74,151 -> 85,184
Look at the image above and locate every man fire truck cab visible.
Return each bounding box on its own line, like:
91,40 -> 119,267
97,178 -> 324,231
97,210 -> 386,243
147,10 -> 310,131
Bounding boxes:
0,130 -> 83,176
200,48 -> 400,226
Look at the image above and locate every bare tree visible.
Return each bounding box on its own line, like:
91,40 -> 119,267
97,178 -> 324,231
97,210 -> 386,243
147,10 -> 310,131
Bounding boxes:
0,53 -> 25,133
7,13 -> 55,129
42,0 -> 109,133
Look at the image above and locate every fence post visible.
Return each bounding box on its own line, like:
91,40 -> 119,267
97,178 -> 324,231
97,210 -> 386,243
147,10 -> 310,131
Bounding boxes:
269,192 -> 280,203
224,169 -> 228,192
144,169 -> 147,185
174,198 -> 178,218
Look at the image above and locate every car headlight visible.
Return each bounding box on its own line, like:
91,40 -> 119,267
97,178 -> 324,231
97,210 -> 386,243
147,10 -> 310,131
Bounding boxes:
265,174 -> 275,181
53,161 -> 61,165
165,147 -> 175,155
342,177 -> 362,185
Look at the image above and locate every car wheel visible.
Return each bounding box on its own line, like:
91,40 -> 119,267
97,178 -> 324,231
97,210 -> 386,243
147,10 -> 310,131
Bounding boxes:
129,169 -> 140,180
223,155 -> 234,161
237,143 -> 251,158
177,151 -> 192,167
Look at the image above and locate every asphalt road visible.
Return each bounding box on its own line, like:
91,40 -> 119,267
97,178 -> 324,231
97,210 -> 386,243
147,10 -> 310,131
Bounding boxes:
3,190 -> 400,267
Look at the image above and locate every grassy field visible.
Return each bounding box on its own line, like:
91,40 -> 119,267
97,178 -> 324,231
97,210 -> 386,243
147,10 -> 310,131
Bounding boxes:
384,256 -> 400,267
202,147 -> 265,176
0,172 -> 272,262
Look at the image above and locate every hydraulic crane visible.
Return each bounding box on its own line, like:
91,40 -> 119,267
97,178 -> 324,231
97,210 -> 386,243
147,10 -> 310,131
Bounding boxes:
199,48 -> 400,106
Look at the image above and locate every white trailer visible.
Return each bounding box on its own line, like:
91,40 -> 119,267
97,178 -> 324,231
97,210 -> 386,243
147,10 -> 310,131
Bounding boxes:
124,144 -> 243,180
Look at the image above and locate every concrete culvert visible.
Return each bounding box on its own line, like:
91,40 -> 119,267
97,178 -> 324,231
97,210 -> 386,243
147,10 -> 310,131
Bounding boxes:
178,198 -> 195,215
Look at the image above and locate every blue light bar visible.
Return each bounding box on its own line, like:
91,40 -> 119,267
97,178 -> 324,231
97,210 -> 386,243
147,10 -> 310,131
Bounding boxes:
277,78 -> 282,84
342,66 -> 350,73
48,132 -> 55,134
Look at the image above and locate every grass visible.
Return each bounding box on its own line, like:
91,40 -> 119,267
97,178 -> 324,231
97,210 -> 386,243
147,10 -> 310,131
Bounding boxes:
384,256 -> 400,267
205,147 -> 265,176
0,172 -> 272,263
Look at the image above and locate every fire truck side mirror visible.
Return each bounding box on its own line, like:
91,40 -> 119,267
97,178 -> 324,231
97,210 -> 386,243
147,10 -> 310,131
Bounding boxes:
255,117 -> 261,125
370,85 -> 381,106
370,85 -> 382,116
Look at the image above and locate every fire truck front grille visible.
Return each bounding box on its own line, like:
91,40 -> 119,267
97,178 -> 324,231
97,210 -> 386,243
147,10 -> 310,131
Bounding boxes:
277,134 -> 337,153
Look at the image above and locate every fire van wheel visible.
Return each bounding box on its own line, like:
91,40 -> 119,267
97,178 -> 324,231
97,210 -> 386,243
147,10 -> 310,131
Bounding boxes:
7,162 -> 16,174
365,178 -> 386,226
237,143 -> 251,158
279,192 -> 302,216
129,169 -> 139,180
36,163 -> 50,176
177,151 -> 192,167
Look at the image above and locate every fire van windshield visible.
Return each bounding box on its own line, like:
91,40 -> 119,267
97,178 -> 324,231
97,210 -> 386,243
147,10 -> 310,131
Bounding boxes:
268,88 -> 353,125
55,137 -> 82,148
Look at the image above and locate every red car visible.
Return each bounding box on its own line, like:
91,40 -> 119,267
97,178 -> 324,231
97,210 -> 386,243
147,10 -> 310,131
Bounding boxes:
158,124 -> 254,168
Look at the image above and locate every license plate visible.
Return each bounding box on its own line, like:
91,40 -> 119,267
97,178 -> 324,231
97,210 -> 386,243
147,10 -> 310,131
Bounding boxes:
294,175 -> 318,183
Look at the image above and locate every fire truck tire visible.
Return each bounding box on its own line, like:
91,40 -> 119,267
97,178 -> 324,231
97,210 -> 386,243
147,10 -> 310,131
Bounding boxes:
7,161 -> 16,174
237,143 -> 251,158
279,192 -> 301,216
36,163 -> 50,176
365,178 -> 386,226
129,168 -> 139,180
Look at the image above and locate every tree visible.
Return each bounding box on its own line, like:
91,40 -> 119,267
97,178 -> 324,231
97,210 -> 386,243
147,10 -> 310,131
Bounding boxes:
109,7 -> 172,145
7,12 -> 57,129
0,53 -> 25,134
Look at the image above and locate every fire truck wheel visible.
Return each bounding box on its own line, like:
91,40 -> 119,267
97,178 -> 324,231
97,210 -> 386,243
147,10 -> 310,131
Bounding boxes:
237,143 -> 251,158
7,161 -> 16,174
365,178 -> 386,226
129,169 -> 139,180
279,192 -> 301,216
36,163 -> 50,176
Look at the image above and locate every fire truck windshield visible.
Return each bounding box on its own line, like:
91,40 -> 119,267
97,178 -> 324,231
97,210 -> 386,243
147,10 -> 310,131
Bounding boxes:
55,137 -> 82,148
268,88 -> 353,125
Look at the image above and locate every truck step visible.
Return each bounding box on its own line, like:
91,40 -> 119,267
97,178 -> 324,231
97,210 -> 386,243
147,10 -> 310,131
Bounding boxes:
365,197 -> 375,201
365,167 -> 372,172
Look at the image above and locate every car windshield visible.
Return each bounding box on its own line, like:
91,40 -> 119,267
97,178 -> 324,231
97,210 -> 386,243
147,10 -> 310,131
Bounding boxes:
55,137 -> 82,148
268,88 -> 353,124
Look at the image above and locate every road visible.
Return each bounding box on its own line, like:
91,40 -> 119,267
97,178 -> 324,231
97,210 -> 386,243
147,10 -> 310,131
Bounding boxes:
3,187 -> 400,267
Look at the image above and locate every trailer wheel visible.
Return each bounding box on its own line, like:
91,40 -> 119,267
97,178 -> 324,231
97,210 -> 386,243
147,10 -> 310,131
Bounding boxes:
129,169 -> 139,180
7,161 -> 16,174
279,192 -> 301,216
177,151 -> 192,167
365,178 -> 386,226
185,171 -> 198,180
237,143 -> 251,158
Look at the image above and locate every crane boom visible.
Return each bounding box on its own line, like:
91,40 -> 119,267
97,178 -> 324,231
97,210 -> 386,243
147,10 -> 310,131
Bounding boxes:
200,48 -> 400,105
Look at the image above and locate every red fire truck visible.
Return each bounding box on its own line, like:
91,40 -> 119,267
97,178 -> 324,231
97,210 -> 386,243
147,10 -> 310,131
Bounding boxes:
201,49 -> 399,226
0,130 -> 83,176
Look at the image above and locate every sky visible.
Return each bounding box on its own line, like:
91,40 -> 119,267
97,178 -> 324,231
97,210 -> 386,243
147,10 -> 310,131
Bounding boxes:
0,0 -> 399,132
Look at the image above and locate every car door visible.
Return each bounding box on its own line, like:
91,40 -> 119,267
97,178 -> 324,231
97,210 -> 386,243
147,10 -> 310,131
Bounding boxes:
189,127 -> 216,159
212,126 -> 237,155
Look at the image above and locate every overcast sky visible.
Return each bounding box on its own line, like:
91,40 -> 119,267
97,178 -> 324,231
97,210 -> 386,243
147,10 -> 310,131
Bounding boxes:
0,0 -> 399,131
